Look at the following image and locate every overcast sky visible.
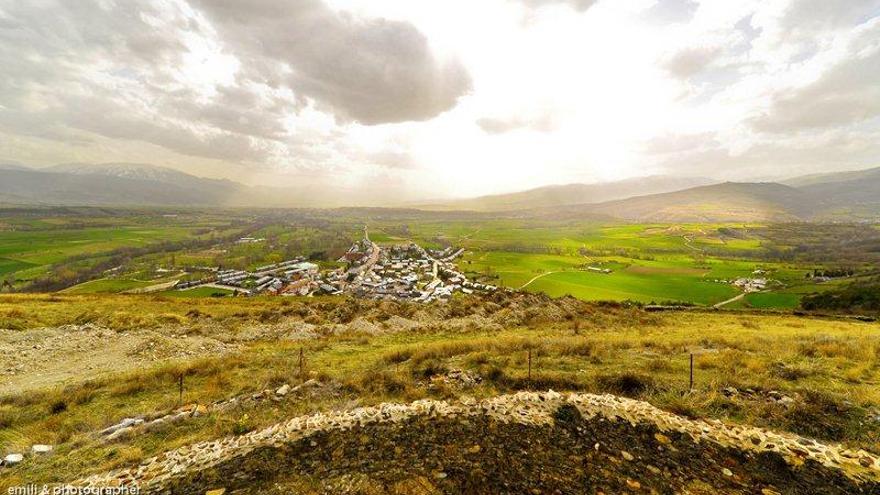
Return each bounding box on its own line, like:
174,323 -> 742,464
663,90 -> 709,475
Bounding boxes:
1,0 -> 879,200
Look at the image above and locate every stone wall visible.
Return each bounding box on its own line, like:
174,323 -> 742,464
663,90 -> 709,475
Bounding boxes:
72,392 -> 880,494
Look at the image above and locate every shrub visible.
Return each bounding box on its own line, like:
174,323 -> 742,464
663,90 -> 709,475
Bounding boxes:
49,399 -> 68,415
595,372 -> 654,397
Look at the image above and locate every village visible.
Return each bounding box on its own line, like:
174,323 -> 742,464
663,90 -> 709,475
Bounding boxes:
174,228 -> 496,302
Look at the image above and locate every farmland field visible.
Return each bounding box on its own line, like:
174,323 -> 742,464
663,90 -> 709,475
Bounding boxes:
0,208 -> 875,310
392,220 -> 862,308
158,286 -> 235,298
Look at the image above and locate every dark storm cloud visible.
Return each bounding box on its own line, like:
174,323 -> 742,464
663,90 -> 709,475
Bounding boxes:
189,0 -> 471,125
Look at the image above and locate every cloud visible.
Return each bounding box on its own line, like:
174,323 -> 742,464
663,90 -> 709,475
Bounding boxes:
477,115 -> 556,134
515,0 -> 597,12
189,0 -> 471,125
366,150 -> 419,170
662,46 -> 721,79
0,0 -> 272,162
1,0 -> 879,197
642,132 -> 719,155
656,129 -> 880,181
751,22 -> 880,133
778,0 -> 880,35
641,0 -> 698,24
0,0 -> 468,179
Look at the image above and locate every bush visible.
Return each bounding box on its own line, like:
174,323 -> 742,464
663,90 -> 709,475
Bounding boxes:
410,358 -> 447,379
801,278 -> 880,313
49,399 -> 68,415
595,372 -> 654,397
778,390 -> 870,442
232,414 -> 255,435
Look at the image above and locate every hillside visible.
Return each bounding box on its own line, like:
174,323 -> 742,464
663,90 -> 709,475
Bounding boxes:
437,166 -> 880,222
78,392 -> 879,494
798,171 -> 880,221
3,162 -> 880,220
782,166 -> 880,187
2,293 -> 880,493
419,176 -> 715,211
0,162 -> 423,208
572,182 -> 810,222
0,163 -> 328,208
0,167 -> 242,207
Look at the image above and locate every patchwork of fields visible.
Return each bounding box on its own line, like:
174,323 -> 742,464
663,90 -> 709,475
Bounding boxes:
393,221 -> 846,308
0,209 -> 873,310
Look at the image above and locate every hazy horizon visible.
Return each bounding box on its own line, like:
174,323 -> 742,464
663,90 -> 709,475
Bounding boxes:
1,0 -> 879,202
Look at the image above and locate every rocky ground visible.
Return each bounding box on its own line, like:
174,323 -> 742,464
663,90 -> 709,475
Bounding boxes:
0,324 -> 236,395
0,293 -> 603,395
74,392 -> 880,495
4,293 -> 879,493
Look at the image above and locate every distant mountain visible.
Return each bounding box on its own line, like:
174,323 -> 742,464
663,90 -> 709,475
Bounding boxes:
420,176 -> 716,211
782,167 -> 880,221
46,162 -> 245,197
3,160 -> 880,221
572,182 -> 809,222
48,162 -> 205,184
0,167 -> 243,207
0,162 -> 414,208
782,166 -> 880,188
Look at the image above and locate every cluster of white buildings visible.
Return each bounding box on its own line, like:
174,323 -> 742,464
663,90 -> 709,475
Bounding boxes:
339,240 -> 495,302
175,229 -> 494,302
175,258 -> 319,295
733,277 -> 768,292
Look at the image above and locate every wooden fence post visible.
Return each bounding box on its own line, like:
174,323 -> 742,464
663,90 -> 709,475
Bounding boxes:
527,349 -> 532,388
689,353 -> 694,392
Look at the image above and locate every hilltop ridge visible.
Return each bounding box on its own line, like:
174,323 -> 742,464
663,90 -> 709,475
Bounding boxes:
75,391 -> 880,494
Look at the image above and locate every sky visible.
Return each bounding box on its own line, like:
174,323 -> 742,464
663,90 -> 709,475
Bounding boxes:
0,0 -> 879,202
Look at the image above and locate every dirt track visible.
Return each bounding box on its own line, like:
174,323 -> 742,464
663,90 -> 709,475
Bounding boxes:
0,324 -> 237,395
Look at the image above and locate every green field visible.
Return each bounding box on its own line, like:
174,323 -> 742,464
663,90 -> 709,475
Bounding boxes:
158,287 -> 234,298
1,209 -> 875,310
62,278 -> 158,294
401,221 -> 840,307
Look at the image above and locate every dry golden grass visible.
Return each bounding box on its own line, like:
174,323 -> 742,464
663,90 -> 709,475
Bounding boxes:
1,295 -> 879,490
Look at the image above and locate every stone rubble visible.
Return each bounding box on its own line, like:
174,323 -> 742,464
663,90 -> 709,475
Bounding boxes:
31,444 -> 53,455
0,444 -> 55,469
70,391 -> 880,494
722,386 -> 797,407
96,379 -> 327,443
428,368 -> 482,389
2,453 -> 24,466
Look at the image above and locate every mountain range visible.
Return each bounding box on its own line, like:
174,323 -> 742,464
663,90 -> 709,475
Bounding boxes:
0,163 -> 400,209
595,168 -> 880,222
1,162 -> 879,222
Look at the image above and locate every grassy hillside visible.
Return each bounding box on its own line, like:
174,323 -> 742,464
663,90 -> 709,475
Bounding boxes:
419,176 -> 714,212
582,182 -> 809,223
1,293 -> 879,488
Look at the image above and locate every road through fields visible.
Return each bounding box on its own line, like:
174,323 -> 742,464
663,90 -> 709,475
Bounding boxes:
520,271 -> 561,289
